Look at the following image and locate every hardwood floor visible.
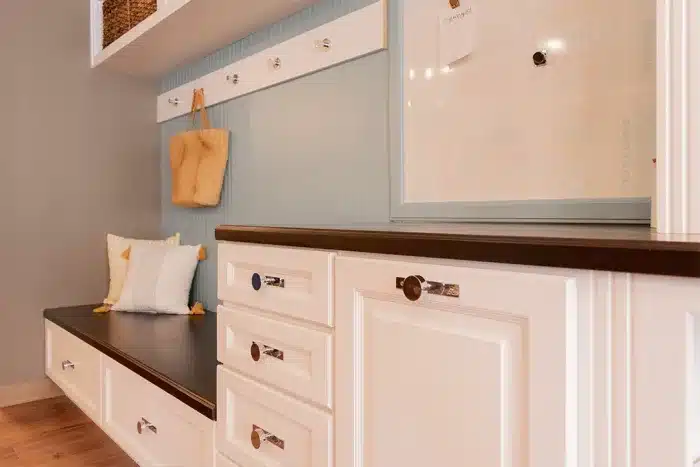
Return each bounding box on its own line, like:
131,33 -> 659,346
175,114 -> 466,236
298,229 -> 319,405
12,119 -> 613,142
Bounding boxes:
0,396 -> 136,466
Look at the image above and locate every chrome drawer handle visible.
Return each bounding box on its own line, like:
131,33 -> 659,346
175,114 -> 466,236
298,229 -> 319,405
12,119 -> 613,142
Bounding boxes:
136,418 -> 157,435
396,276 -> 460,301
61,360 -> 75,371
226,73 -> 239,85
251,425 -> 284,450
251,273 -> 285,291
250,342 -> 284,362
269,57 -> 282,70
167,97 -> 180,105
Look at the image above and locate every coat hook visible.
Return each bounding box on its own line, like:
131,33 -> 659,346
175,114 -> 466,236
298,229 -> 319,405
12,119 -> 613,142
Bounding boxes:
226,73 -> 239,85
315,38 -> 332,50
168,97 -> 180,105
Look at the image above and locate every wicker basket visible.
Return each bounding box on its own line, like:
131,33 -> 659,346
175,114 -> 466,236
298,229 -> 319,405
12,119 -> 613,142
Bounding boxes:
102,0 -> 157,49
130,0 -> 157,27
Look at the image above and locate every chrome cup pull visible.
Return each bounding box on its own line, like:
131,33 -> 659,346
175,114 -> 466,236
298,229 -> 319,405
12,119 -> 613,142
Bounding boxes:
251,425 -> 285,450
396,276 -> 460,301
61,360 -> 75,371
251,273 -> 285,291
136,418 -> 157,435
251,342 -> 284,362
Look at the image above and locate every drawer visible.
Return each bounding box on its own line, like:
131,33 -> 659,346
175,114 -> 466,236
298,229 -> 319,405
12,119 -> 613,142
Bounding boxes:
216,453 -> 243,467
217,366 -> 332,467
45,320 -> 101,422
218,242 -> 334,326
217,305 -> 332,409
103,357 -> 214,467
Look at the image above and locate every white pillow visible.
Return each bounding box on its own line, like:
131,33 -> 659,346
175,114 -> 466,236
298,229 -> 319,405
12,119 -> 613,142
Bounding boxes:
112,243 -> 200,315
104,233 -> 180,305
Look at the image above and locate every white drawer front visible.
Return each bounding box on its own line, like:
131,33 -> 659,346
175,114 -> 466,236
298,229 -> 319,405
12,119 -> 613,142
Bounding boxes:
217,305 -> 332,409
103,357 -> 214,467
45,321 -> 101,422
217,366 -> 332,467
218,242 -> 334,326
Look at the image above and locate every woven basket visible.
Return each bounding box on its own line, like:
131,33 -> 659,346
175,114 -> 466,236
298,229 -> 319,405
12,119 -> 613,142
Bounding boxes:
130,0 -> 157,27
102,0 -> 157,49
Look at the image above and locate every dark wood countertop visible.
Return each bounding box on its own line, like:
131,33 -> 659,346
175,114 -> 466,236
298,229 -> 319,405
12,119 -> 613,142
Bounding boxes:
215,224 -> 700,278
44,305 -> 217,420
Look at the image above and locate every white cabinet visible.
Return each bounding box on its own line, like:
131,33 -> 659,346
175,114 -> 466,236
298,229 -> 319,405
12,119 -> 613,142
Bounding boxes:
335,256 -> 587,467
102,356 -> 214,467
45,322 -> 102,422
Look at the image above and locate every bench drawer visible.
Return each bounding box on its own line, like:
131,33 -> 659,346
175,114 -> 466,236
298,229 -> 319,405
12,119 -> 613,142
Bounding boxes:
218,242 -> 334,326
216,366 -> 332,467
45,321 -> 101,422
103,356 -> 214,467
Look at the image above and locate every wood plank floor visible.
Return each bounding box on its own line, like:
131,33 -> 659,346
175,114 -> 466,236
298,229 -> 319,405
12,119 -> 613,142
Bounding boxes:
0,396 -> 136,466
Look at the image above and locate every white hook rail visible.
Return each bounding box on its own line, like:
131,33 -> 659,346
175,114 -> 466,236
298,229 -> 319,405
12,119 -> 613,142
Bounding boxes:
157,1 -> 387,123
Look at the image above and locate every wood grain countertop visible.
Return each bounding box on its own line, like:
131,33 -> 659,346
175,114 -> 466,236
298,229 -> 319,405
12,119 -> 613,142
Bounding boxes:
215,223 -> 700,278
44,305 -> 217,420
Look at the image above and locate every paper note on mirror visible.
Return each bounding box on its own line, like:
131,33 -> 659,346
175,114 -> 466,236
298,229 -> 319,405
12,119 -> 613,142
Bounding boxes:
439,2 -> 475,68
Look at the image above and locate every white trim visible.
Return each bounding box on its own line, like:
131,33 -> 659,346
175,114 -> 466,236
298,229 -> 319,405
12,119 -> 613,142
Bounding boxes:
0,378 -> 63,408
156,2 -> 387,123
656,0 -> 699,233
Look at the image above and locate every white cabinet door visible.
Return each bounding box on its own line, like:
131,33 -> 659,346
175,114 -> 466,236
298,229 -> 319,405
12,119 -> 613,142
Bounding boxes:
335,256 -> 583,467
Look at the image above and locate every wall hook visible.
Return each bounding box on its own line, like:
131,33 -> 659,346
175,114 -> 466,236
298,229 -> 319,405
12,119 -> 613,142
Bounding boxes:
270,57 -> 282,70
315,38 -> 332,50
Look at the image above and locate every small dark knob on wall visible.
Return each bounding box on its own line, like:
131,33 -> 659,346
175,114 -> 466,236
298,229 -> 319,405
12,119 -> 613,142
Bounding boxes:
533,50 -> 547,66
251,273 -> 263,291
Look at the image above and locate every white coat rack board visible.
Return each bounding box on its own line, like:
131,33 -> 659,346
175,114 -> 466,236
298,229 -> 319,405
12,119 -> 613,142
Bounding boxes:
157,1 -> 387,123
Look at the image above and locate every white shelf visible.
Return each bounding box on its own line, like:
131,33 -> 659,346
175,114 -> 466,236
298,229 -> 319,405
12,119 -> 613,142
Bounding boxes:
91,0 -> 320,77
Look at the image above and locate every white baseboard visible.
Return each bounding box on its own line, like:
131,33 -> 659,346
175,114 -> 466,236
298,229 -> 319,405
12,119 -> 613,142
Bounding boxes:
0,377 -> 63,408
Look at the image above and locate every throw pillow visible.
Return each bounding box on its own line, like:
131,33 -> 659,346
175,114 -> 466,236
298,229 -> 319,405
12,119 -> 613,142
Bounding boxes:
104,233 -> 180,305
112,243 -> 201,315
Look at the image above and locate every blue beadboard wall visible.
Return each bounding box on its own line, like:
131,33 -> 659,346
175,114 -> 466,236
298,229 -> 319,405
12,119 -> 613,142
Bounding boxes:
160,0 -> 390,310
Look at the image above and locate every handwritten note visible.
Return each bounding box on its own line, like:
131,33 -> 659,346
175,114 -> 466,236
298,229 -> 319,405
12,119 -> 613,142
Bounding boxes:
439,1 -> 475,68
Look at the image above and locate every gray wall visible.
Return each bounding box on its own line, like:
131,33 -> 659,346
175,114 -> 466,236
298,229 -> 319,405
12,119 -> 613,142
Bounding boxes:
0,0 -> 161,386
160,0 -> 390,310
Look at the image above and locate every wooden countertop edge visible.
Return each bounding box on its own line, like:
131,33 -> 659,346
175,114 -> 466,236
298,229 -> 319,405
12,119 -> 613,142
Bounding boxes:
215,226 -> 700,278
44,313 -> 216,421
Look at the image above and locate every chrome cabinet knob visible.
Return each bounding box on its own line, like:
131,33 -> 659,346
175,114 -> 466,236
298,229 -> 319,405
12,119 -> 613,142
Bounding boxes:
251,341 -> 284,362
251,427 -> 270,449
250,342 -> 262,361
401,275 -> 432,301
251,425 -> 284,450
397,276 -> 460,301
61,360 -> 75,371
136,418 -> 157,435
251,273 -> 285,291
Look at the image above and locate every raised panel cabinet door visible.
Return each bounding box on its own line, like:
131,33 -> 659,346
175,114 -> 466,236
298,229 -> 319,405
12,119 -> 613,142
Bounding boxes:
335,256 -> 581,467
